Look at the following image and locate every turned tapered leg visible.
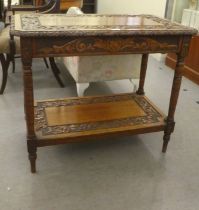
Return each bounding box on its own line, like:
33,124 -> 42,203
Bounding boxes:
21,38 -> 37,173
136,54 -> 149,95
162,53 -> 185,153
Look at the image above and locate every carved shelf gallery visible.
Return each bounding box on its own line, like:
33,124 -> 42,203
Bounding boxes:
34,93 -> 165,146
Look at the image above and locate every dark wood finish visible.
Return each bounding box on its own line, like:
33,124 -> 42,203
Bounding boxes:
0,54 -> 9,94
43,57 -> 49,68
162,37 -> 189,152
8,0 -> 12,10
166,35 -> 199,85
20,37 -> 37,173
49,57 -> 65,87
0,0 -> 4,20
10,14 -> 197,172
21,0 -> 34,5
82,0 -> 96,13
136,54 -> 149,95
0,52 -> 12,94
26,0 -> 34,4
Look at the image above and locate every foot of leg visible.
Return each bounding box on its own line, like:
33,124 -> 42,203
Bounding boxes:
27,140 -> 37,173
29,153 -> 37,173
162,133 -> 170,153
162,120 -> 175,153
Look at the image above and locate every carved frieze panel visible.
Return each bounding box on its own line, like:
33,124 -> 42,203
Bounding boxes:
33,36 -> 179,57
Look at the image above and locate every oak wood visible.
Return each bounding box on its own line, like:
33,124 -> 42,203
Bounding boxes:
10,14 -> 197,172
46,100 -> 146,126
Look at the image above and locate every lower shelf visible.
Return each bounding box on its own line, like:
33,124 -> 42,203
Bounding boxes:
34,93 -> 166,146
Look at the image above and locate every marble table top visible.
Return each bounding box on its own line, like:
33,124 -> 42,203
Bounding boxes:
11,14 -> 198,37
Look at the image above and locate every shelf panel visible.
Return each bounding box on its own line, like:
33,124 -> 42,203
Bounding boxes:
34,93 -> 166,146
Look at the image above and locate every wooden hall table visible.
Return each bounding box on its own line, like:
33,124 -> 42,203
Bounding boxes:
10,14 -> 197,173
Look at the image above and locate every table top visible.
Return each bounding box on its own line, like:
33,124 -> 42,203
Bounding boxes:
11,14 -> 198,37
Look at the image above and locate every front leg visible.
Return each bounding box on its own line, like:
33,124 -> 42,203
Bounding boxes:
21,37 -> 37,173
162,53 -> 185,153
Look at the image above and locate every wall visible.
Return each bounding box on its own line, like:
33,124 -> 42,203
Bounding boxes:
172,0 -> 189,22
97,0 -> 167,17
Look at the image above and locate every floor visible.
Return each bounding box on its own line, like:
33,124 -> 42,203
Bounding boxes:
0,56 -> 199,210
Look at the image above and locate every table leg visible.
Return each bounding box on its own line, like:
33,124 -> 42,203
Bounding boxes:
162,53 -> 185,153
49,57 -> 65,87
0,54 -> 8,94
21,38 -> 37,173
27,140 -> 37,173
136,54 -> 149,95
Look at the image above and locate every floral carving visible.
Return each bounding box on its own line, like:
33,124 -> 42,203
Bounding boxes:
34,94 -> 164,137
38,37 -> 178,55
